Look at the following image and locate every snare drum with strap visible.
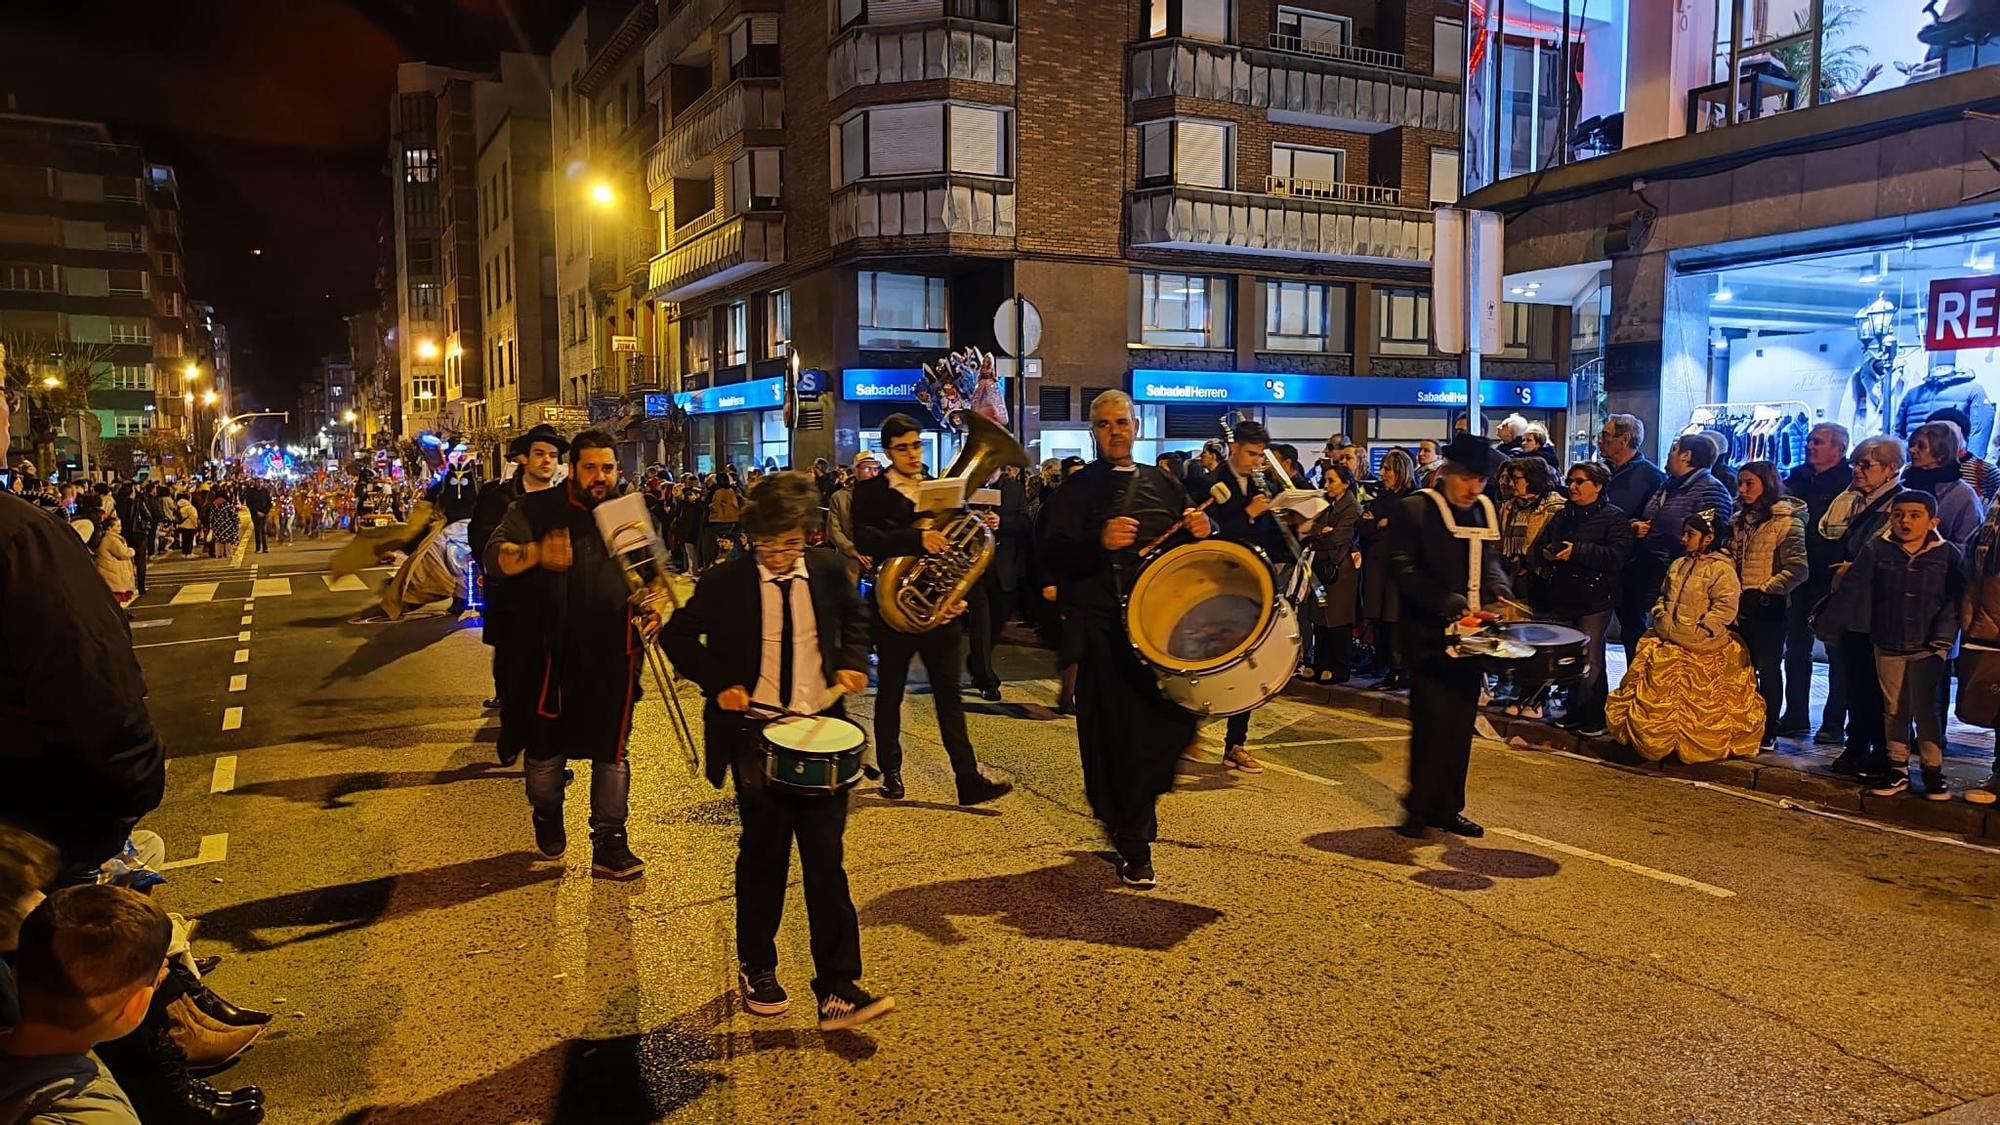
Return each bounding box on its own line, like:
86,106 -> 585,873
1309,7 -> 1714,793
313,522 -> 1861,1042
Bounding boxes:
758,712 -> 869,795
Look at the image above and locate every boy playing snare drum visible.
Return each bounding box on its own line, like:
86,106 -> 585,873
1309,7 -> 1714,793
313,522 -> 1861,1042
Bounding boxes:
661,472 -> 891,1031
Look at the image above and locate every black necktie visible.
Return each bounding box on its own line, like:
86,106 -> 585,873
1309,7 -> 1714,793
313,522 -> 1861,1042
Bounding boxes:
776,577 -> 795,708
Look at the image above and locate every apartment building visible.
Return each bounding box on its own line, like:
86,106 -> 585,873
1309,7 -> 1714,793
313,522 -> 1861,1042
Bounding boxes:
1459,3 -> 2000,468
389,63 -> 483,440
475,62 -> 563,460
625,0 -> 1551,474
192,300 -> 236,457
0,113 -> 204,475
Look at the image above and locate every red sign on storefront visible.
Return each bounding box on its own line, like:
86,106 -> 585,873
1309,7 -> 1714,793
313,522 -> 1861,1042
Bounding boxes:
1926,275 -> 2000,351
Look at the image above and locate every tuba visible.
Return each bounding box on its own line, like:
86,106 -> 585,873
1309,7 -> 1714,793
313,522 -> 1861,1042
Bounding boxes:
875,410 -> 1030,633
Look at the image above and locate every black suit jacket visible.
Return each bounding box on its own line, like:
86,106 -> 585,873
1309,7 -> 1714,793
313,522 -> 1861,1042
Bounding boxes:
660,546 -> 872,788
849,472 -> 928,561
1202,466 -> 1289,561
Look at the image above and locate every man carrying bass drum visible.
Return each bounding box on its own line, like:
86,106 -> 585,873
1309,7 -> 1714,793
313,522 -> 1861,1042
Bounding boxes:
1039,390 -> 1215,889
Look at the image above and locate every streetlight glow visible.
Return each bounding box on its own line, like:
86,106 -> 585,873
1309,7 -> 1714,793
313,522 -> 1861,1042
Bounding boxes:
183,391 -> 194,404
201,390 -> 217,406
41,375 -> 59,388
343,410 -> 358,423
590,182 -> 615,207
184,363 -> 199,381
416,339 -> 440,360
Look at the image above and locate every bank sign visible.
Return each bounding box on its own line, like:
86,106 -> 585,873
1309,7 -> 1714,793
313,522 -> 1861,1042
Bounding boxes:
1926,275 -> 2000,351
1129,370 -> 1569,409
674,375 -> 786,415
841,369 -> 1008,401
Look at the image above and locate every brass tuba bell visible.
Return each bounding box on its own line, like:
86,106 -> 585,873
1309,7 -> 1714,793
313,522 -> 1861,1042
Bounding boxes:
874,410 -> 1030,633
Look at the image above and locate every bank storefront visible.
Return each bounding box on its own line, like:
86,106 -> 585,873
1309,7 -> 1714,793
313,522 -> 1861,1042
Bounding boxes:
839,369 -> 1010,473
676,375 -> 787,476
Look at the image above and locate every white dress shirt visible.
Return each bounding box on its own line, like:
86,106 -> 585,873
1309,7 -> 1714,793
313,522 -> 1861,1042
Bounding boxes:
887,467 -> 923,506
752,557 -> 825,714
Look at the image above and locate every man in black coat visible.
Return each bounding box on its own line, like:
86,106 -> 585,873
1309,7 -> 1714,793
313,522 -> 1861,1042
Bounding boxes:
964,467 -> 1028,701
850,413 -> 1010,806
1200,419 -> 1291,773
468,425 -> 566,744
1780,422 -> 1854,741
1389,434 -> 1512,840
661,473 -> 894,1032
0,381 -> 164,877
113,482 -> 155,594
242,479 -> 272,554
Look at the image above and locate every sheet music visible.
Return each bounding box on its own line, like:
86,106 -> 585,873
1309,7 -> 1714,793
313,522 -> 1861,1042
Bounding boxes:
916,477 -> 969,514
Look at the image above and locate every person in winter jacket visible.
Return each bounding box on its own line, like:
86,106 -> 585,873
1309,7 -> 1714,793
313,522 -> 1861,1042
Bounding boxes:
1817,434 -> 1906,776
1780,423 -> 1853,740
1925,406 -> 2000,502
1955,502 -> 2000,806
1904,420 -> 1984,551
173,495 -> 200,556
1496,457 -> 1566,604
1598,414 -> 1665,660
94,516 -> 137,605
1519,422 -> 1562,475
1298,461 -> 1361,683
1727,462 -> 1808,749
1626,434 -> 1734,658
1815,490 -> 1964,800
1606,510 -> 1764,762
1358,449 -> 1415,689
1536,460 -> 1633,734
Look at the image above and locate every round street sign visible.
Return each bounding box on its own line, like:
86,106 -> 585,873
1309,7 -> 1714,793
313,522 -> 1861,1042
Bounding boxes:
994,297 -> 1042,356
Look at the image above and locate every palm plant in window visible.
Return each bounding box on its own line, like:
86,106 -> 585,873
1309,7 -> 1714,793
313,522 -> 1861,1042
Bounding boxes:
1769,3 -> 1882,102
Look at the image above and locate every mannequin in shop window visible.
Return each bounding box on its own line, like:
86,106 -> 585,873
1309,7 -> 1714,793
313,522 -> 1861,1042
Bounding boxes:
1896,363 -> 1995,460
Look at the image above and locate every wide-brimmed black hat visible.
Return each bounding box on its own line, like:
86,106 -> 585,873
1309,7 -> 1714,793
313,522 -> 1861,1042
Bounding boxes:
509,424 -> 569,458
1441,433 -> 1499,477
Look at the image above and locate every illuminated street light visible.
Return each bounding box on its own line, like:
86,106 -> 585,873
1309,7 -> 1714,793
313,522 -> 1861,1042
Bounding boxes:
416,339 -> 440,360
343,410 -> 358,424
183,363 -> 200,381
41,375 -> 58,388
201,390 -> 218,406
183,390 -> 195,404
590,182 -> 615,207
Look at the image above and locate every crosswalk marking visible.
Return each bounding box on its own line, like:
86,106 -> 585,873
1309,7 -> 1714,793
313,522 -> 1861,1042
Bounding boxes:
233,648 -> 249,664
210,756 -> 237,792
322,573 -> 368,592
170,582 -> 220,605
228,675 -> 246,692
161,834 -> 227,871
237,630 -> 250,642
221,707 -> 243,732
251,578 -> 291,598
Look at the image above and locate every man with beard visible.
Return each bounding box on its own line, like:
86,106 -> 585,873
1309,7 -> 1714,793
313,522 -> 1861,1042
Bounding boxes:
469,424 -> 566,759
1039,390 -> 1213,888
485,430 -> 653,878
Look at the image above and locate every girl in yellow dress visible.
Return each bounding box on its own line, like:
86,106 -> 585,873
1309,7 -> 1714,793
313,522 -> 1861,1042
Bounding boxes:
1605,510 -> 1765,762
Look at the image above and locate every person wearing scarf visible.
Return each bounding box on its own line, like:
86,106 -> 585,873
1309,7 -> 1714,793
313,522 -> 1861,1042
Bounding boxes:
1956,502 -> 2000,806
1904,421 -> 1985,552
1815,434 -> 1905,777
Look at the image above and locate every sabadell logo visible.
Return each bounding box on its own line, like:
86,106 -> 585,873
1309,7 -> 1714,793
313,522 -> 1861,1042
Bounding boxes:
1143,383 -> 1229,399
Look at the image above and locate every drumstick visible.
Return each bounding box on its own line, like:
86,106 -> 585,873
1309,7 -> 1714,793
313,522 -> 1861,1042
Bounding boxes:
1139,481 -> 1232,557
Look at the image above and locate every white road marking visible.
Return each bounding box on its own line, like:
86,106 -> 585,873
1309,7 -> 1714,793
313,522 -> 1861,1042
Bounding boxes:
1201,736 -> 1409,750
160,833 -> 228,871
221,707 -> 243,731
130,618 -> 173,630
1488,826 -> 1736,899
237,630 -> 251,641
1255,758 -> 1343,787
240,616 -> 252,626
210,756 -> 237,792
228,674 -> 247,692
133,635 -> 239,650
169,582 -> 220,605
251,578 -> 291,598
233,648 -> 249,664
322,573 -> 368,592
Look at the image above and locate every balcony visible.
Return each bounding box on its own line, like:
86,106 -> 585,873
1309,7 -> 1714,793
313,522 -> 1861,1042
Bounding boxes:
1129,38 -> 1458,135
646,79 -> 783,193
830,175 -> 1015,243
1263,175 -> 1404,207
647,212 -> 784,302
1265,32 -> 1402,73
646,0 -> 779,78
827,19 -> 1016,101
1127,185 -> 1432,265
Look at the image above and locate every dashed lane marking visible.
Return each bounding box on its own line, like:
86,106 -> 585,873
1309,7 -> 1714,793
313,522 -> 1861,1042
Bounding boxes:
233,648 -> 249,664
169,582 -> 220,605
228,675 -> 246,692
160,833 -> 227,871
221,707 -> 243,732
131,618 -> 172,630
236,630 -> 250,642
240,616 -> 252,626
1488,826 -> 1737,899
133,635 -> 240,650
210,756 -> 237,792
1254,758 -> 1344,788
251,578 -> 290,598
322,574 -> 368,591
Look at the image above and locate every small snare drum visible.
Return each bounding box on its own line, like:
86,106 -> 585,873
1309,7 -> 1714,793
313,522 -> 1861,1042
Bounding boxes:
759,713 -> 868,795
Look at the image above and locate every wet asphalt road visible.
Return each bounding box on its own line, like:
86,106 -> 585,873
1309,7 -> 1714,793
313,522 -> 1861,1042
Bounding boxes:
126,540 -> 2000,1125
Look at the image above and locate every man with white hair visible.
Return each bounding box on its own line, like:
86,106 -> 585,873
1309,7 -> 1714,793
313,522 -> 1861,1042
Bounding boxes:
1495,414 -> 1529,457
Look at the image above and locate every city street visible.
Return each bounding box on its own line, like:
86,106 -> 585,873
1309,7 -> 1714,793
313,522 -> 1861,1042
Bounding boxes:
127,541 -> 2000,1125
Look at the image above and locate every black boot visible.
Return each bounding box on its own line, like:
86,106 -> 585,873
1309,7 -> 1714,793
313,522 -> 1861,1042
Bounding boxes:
169,963 -> 271,1027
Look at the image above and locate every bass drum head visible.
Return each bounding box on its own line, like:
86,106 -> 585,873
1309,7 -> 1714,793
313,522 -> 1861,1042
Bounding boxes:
1499,622 -> 1589,647
1126,540 -> 1276,674
763,714 -> 866,754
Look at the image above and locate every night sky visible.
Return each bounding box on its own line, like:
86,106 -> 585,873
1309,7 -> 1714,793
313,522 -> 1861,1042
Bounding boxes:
0,1 -> 582,418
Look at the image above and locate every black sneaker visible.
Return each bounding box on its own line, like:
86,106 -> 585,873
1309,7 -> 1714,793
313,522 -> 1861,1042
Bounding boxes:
532,813 -> 565,858
817,981 -> 894,1031
1864,771 -> 1910,797
1117,859 -> 1156,888
1922,770 -> 1952,802
738,967 -> 789,1016
1813,727 -> 1846,747
590,832 -> 645,879
1826,752 -> 1866,777
957,775 -> 1012,806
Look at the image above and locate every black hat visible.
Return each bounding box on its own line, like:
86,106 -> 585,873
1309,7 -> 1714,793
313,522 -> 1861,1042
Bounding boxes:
1440,433 -> 1499,477
509,424 -> 569,459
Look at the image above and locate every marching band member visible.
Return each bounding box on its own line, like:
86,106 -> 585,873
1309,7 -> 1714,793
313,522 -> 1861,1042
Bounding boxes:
1040,390 -> 1213,888
468,424 -> 565,761
1388,434 -> 1513,840
484,430 -> 650,880
850,413 -> 1011,806
660,473 -> 894,1031
1199,419 -> 1293,773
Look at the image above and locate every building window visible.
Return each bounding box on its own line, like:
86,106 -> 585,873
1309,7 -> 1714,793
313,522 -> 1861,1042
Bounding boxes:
1434,18 -> 1464,80
109,319 -> 151,345
101,176 -> 142,203
857,271 -> 948,350
833,104 -> 1011,187
0,262 -> 56,292
500,162 -> 510,219
107,269 -> 147,295
761,289 -> 790,358
160,292 -> 181,317
684,313 -> 712,375
722,302 -> 749,367
503,246 -> 513,303
1428,149 -> 1461,205
1136,271 -> 1231,349
1273,7 -> 1350,57
159,251 -> 178,276
410,282 -> 441,320
728,14 -> 781,79
105,228 -> 144,253
405,148 -> 437,183
108,364 -> 152,390
1374,286 -> 1431,355
730,149 -> 783,214
1269,143 -> 1344,195
1500,301 -> 1536,357
1146,0 -> 1231,43
112,413 -> 149,437
1138,119 -> 1233,189
1262,280 -> 1344,353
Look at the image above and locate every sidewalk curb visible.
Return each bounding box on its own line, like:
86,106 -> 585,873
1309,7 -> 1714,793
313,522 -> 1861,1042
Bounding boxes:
1282,681 -> 2000,843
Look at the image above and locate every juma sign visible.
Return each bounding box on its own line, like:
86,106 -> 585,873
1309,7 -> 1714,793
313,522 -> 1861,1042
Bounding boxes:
1926,275 -> 2000,351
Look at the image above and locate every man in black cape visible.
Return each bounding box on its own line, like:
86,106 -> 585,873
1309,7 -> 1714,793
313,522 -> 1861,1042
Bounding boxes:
1039,389 -> 1214,888
1388,433 -> 1512,839
484,429 -> 651,879
469,424 -> 566,757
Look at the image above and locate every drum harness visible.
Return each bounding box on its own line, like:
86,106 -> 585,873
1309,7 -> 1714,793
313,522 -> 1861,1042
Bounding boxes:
1413,487 -> 1509,661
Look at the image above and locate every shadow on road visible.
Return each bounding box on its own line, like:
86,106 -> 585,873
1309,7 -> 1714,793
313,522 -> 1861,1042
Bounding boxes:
860,849 -> 1223,949
963,700 -> 1065,721
1304,826 -> 1560,892
197,851 -> 563,952
852,794 -> 1003,817
223,760 -> 513,809
319,614 -> 468,687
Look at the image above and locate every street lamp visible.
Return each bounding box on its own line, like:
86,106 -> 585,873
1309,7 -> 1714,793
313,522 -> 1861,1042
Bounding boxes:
590,181 -> 615,207
41,375 -> 58,388
416,339 -> 440,360
183,363 -> 200,382
201,390 -> 217,406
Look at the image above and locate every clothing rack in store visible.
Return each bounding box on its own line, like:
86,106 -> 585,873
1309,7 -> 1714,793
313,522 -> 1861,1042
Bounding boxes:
1683,401 -> 1812,471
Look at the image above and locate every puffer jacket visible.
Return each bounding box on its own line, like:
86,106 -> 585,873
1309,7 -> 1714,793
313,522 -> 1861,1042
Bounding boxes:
1934,476 -> 1984,553
1815,530 -> 1963,655
1637,468 -> 1733,564
1650,552 -> 1740,652
1728,497 -> 1808,596
1534,498 -> 1633,615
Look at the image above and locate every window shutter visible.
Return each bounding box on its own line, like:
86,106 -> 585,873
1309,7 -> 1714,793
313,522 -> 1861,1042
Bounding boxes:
873,0 -> 934,23
729,22 -> 749,63
749,14 -> 779,44
1039,384 -> 1071,423
1175,122 -> 1228,189
867,105 -> 943,176
1165,406 -> 1220,440
1141,122 -> 1171,181
840,0 -> 864,28
948,107 -> 1001,176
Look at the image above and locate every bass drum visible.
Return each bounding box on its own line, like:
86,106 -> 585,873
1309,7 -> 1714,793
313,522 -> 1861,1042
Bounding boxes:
1125,539 -> 1302,718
